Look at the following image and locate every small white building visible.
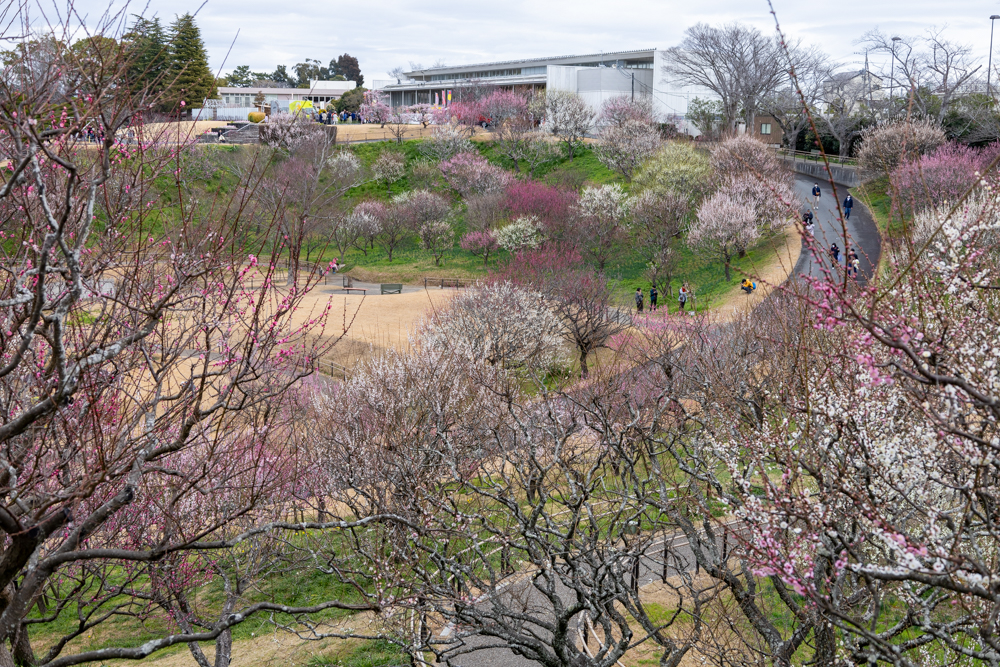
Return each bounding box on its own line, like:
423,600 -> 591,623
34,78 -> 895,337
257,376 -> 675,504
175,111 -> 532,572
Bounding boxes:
209,80 -> 358,120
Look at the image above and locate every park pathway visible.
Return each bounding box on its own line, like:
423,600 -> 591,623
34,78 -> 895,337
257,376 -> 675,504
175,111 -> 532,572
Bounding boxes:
791,174 -> 881,284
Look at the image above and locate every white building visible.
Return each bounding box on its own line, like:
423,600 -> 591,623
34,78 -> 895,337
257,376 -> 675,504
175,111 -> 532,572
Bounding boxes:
373,50 -> 721,136
209,80 -> 357,120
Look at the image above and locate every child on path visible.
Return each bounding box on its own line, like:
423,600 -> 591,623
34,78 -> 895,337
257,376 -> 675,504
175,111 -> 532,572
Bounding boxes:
830,243 -> 840,263
740,278 -> 757,294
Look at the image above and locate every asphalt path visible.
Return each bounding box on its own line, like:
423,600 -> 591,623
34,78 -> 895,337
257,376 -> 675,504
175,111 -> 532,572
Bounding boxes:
792,175 -> 881,285
435,174 -> 882,667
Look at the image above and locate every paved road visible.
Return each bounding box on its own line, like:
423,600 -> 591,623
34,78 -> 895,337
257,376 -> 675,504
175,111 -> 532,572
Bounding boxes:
792,175 -> 881,285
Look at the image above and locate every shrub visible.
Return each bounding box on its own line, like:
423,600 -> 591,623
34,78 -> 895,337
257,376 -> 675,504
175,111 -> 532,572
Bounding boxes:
408,160 -> 443,190
856,119 -> 947,176
633,141 -> 713,203
495,216 -> 543,251
247,111 -> 265,123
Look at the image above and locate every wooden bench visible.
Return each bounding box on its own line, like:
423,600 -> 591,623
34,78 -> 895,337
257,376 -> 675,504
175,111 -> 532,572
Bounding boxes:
340,287 -> 367,295
423,277 -> 471,289
380,283 -> 403,295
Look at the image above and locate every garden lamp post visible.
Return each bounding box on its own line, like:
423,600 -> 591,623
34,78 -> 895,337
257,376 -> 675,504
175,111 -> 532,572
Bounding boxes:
990,16 -> 1000,97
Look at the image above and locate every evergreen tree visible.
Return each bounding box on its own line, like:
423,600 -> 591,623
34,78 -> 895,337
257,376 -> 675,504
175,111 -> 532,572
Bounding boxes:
272,65 -> 292,86
123,16 -> 169,99
330,54 -> 363,86
165,13 -> 215,109
227,65 -> 253,87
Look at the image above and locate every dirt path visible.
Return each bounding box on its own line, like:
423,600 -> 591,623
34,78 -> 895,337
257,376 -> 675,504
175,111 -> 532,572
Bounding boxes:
709,224 -> 801,321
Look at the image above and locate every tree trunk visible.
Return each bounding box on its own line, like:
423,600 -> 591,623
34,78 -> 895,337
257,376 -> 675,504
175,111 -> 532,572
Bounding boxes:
579,347 -> 589,378
813,619 -> 836,667
723,251 -> 732,283
214,628 -> 233,667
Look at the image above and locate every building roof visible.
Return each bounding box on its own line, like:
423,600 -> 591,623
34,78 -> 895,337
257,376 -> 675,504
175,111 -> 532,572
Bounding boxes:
403,48 -> 657,78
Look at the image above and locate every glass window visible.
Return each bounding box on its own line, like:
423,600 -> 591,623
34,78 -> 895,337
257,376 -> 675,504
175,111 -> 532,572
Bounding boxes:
760,123 -> 772,135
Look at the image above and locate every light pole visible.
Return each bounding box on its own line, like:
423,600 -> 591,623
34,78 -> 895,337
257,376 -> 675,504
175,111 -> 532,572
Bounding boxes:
990,16 -> 1000,97
890,36 -> 901,112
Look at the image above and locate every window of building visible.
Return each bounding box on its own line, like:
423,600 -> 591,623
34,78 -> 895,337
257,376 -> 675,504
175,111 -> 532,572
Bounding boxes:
760,123 -> 772,135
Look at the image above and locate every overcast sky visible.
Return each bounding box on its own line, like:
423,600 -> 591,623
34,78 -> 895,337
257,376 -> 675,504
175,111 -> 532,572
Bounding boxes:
54,0 -> 1000,82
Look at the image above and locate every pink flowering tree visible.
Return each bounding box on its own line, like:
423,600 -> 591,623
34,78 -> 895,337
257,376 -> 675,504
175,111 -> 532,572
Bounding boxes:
690,191 -> 760,281
892,141 -> 1000,214
359,89 -> 393,127
407,103 -> 434,128
438,151 -> 513,198
503,181 -> 578,239
460,229 -> 499,265
596,94 -> 657,129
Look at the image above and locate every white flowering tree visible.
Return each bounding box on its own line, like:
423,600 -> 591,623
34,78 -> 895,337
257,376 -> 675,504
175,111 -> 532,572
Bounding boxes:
494,215 -> 544,252
420,282 -> 565,371
595,118 -> 663,181
574,184 -> 632,270
372,151 -> 406,193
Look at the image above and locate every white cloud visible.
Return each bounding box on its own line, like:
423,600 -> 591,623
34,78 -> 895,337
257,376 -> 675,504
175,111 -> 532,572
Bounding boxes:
41,0 -> 1000,84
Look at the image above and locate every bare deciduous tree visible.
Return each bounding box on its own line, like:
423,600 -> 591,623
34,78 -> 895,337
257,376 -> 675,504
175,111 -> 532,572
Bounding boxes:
663,23 -> 794,130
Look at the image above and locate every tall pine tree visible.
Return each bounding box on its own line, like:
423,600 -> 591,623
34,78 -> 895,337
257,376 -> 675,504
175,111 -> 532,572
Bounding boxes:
123,16 -> 169,101
165,14 -> 215,110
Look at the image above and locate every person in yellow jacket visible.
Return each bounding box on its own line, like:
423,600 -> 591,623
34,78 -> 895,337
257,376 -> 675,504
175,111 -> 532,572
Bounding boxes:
740,278 -> 757,294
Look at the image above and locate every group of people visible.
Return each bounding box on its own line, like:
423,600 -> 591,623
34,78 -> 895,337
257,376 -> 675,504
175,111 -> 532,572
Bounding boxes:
316,110 -> 363,124
635,283 -> 691,313
805,183 -> 862,279
809,183 -> 854,219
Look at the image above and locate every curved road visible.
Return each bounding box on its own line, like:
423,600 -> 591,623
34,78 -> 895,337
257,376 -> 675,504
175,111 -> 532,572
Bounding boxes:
792,174 -> 881,284
436,174 -> 882,667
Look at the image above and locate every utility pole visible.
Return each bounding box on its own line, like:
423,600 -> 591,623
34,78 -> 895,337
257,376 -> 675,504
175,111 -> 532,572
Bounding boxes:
890,36 -> 901,114
631,72 -> 635,101
990,16 -> 1000,97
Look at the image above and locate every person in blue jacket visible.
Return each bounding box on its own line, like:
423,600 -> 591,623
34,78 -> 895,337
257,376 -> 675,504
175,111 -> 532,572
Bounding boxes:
649,286 -> 658,311
811,183 -> 821,209
843,194 -> 854,220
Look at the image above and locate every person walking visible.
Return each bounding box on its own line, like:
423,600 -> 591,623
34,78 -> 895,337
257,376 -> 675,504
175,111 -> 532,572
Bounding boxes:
847,250 -> 859,279
803,210 -> 815,237
635,288 -> 644,313
649,286 -> 658,311
830,243 -> 840,263
811,183 -> 822,209
843,194 -> 854,220
678,283 -> 690,312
